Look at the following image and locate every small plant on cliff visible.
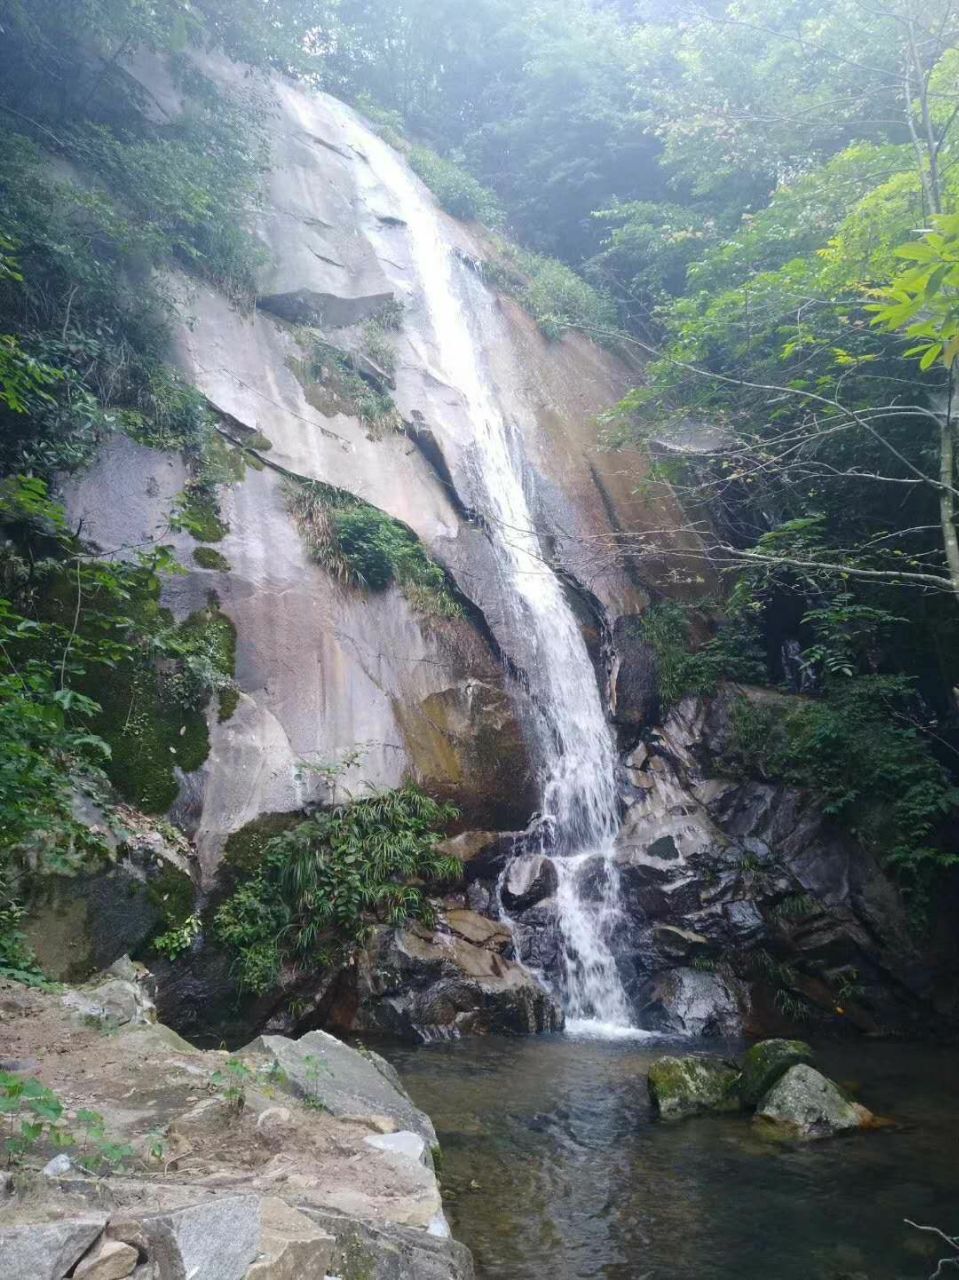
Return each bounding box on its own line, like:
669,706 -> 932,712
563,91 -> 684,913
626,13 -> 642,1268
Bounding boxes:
214,786 -> 460,994
285,479 -> 462,618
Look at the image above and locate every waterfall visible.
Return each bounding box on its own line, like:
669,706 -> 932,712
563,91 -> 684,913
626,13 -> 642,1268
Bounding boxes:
329,102 -> 636,1036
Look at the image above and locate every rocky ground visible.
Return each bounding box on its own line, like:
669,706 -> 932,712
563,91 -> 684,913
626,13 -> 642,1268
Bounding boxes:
0,966 -> 473,1280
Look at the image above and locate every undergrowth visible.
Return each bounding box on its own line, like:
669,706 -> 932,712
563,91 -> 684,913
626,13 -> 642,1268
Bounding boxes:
285,479 -> 462,618
638,601 -> 765,708
728,679 -> 959,903
214,786 -> 460,994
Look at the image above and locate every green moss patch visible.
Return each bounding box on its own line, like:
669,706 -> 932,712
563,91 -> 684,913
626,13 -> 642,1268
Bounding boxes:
172,486 -> 228,543
93,603 -> 237,812
192,547 -> 232,572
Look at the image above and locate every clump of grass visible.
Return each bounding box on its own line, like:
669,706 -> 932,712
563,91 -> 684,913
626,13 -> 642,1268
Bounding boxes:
285,479 -> 461,619
409,146 -> 505,226
304,339 -> 404,438
193,547 -> 232,572
362,300 -> 405,378
482,238 -> 618,340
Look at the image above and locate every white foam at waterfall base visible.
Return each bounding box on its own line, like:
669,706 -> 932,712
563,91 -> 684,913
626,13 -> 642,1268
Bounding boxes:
328,97 -> 636,1038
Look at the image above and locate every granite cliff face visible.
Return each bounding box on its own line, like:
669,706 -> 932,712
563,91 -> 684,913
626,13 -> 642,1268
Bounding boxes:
62,50 -> 695,885
49,50 -> 948,1047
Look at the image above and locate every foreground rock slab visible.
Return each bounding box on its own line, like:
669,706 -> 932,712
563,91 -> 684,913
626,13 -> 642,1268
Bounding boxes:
0,1216 -> 106,1280
0,976 -> 472,1279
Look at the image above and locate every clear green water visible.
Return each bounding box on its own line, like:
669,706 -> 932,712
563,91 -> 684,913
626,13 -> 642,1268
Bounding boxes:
386,1033 -> 959,1280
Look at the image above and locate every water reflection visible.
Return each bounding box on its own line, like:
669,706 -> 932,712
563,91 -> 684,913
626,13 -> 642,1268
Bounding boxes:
385,1035 -> 959,1280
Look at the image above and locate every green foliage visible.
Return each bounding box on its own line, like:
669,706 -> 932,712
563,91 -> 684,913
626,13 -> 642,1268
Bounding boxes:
193,547 -> 233,573
0,1073 -> 132,1171
483,240 -> 617,340
286,480 -> 462,619
172,488 -> 228,543
409,147 -> 505,227
638,602 -> 766,709
0,877 -> 44,985
728,680 -> 959,897
868,213 -> 959,371
209,1057 -> 256,1114
302,340 -> 404,437
92,602 -> 237,812
214,786 -> 460,994
354,94 -> 408,150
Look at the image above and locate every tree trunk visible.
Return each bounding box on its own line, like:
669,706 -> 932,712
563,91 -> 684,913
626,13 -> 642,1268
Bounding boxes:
940,373 -> 959,601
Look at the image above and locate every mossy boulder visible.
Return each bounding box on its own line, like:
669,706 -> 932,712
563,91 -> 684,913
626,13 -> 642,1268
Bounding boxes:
647,1055 -> 742,1119
739,1038 -> 814,1107
754,1063 -> 873,1141
24,820 -> 196,982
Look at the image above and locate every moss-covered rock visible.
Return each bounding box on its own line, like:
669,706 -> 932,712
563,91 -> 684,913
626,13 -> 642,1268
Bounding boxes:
647,1055 -> 742,1120
739,1039 -> 815,1108
754,1063 -> 873,1141
24,819 -> 196,982
94,604 -> 237,812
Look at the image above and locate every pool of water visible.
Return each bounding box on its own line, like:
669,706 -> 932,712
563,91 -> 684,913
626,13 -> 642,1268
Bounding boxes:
385,1033 -> 959,1280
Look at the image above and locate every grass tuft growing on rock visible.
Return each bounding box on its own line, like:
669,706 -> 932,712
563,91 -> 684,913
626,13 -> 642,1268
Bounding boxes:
285,479 -> 462,619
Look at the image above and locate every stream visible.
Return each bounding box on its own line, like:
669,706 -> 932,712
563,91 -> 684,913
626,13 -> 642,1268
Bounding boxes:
386,1033 -> 959,1280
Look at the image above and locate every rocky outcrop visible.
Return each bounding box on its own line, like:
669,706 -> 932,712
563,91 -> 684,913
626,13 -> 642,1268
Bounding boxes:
333,915 -> 563,1041
466,685 -> 944,1038
58,47 -> 700,885
0,975 -> 472,1278
23,808 -> 196,984
611,689 -> 938,1036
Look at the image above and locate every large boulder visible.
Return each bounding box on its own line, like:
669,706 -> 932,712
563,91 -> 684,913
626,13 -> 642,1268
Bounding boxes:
500,854 -> 558,912
343,921 -> 563,1041
23,811 -> 196,983
244,1029 -> 437,1145
738,1039 -> 814,1107
246,1197 -> 335,1280
301,1205 -> 475,1280
754,1063 -> 873,1140
638,967 -> 746,1037
647,1055 -> 741,1119
0,1216 -> 107,1280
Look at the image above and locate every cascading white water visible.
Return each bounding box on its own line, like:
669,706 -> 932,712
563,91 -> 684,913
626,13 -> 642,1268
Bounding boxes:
329,101 -> 636,1035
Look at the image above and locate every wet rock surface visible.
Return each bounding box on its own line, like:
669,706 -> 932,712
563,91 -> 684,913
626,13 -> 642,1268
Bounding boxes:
738,1038 -> 815,1107
645,1040 -> 881,1142
336,918 -> 563,1042
754,1063 -> 873,1141
612,690 -> 939,1036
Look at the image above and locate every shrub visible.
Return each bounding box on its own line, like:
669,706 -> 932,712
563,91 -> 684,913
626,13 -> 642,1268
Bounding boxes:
728,677 -> 959,899
286,480 -> 462,618
215,787 -> 460,993
409,146 -> 505,226
638,602 -> 765,708
483,239 -> 618,340
303,340 -> 403,437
